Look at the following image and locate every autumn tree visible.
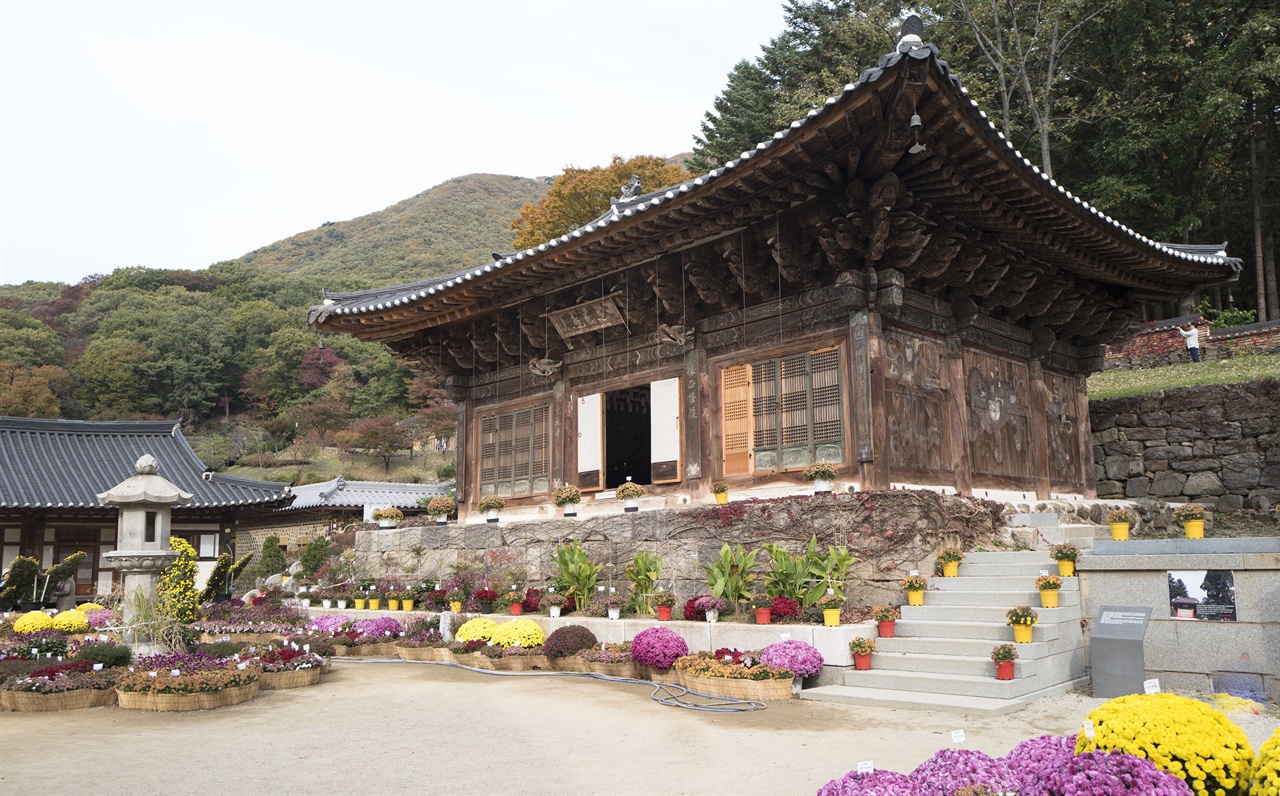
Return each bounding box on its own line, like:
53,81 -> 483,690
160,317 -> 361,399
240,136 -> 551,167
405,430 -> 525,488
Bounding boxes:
510,155 -> 689,248
290,397 -> 351,447
348,415 -> 411,472
0,362 -> 68,418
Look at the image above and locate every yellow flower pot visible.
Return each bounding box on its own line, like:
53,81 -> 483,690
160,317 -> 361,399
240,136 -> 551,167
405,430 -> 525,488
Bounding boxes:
715,492 -> 728,505
942,560 -> 959,577
449,601 -> 462,613
906,590 -> 924,606
354,599 -> 367,610
1013,624 -> 1034,643
1183,520 -> 1205,539
401,600 -> 414,612
368,599 -> 381,611
1039,590 -> 1059,609
387,600 -> 399,611
1109,522 -> 1129,541
822,608 -> 841,627
1058,560 -> 1075,577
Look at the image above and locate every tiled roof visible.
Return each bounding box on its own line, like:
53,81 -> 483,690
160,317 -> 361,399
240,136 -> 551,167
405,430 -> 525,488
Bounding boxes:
0,417 -> 291,510
285,476 -> 452,510
310,33 -> 1240,325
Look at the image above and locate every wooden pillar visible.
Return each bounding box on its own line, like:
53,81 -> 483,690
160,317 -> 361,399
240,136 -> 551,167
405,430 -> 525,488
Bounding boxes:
847,311 -> 875,488
550,379 -> 567,488
867,312 -> 891,489
945,333 -> 973,495
1075,374 -> 1097,498
1027,359 -> 1053,499
684,346 -> 709,497
455,397 -> 471,523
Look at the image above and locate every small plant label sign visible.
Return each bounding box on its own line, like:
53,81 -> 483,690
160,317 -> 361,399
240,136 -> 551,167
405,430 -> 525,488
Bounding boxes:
951,730 -> 966,744
1040,570 -> 1049,576
856,761 -> 874,775
92,663 -> 103,671
1144,678 -> 1161,694
910,570 -> 919,576
1082,719 -> 1095,740
170,669 -> 181,677
780,633 -> 790,641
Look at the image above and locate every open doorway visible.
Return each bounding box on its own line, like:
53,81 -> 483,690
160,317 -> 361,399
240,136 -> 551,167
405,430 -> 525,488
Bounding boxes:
604,385 -> 650,487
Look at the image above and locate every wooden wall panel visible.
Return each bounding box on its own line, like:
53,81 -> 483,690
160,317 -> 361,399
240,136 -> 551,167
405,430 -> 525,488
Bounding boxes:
884,328 -> 950,473
1046,370 -> 1083,490
964,350 -> 1033,481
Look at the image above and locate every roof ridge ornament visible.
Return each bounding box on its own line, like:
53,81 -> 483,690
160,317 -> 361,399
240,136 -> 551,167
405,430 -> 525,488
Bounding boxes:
898,14 -> 925,51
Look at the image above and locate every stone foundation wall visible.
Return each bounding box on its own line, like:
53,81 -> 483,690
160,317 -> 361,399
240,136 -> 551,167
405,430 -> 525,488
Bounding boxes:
1090,379 -> 1280,510
1104,318 -> 1280,370
350,491 -> 1007,608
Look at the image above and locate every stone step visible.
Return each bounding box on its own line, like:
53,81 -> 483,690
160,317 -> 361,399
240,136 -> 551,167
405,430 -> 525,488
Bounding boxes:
870,651 -> 1038,678
918,589 -> 1080,608
901,604 -> 1079,624
959,562 -> 1058,577
894,619 -> 1060,643
962,551 -> 1054,564
874,635 -> 1063,660
1006,513 -> 1060,527
838,667 -> 1048,699
930,575 -> 1079,592
798,676 -> 1090,716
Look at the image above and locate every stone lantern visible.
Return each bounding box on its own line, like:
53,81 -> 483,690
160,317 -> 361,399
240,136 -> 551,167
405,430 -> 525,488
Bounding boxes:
99,454 -> 192,625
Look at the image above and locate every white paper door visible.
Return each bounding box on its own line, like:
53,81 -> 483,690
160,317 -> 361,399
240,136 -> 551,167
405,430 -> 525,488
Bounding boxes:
577,393 -> 603,490
650,377 -> 681,483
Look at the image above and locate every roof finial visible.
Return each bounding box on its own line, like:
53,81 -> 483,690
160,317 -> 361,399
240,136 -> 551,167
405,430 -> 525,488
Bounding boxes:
135,454 -> 159,475
619,174 -> 642,201
898,14 -> 925,51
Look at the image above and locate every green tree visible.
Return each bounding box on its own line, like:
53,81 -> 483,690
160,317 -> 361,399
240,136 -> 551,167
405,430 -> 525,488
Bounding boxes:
72,338 -> 158,418
510,155 -> 690,249
258,535 -> 286,579
687,60 -> 779,173
0,309 -> 65,367
298,536 -> 332,578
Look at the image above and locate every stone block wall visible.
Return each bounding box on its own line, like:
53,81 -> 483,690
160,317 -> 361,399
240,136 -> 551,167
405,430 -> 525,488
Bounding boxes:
1090,379 -> 1280,510
1104,318 -> 1280,370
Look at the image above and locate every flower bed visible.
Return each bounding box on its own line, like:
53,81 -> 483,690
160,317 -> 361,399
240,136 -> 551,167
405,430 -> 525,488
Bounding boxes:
115,651 -> 260,712
630,626 -> 687,671
1,669 -> 120,712
252,647 -> 324,690
673,651 -> 794,701
579,644 -> 635,677
495,646 -> 551,671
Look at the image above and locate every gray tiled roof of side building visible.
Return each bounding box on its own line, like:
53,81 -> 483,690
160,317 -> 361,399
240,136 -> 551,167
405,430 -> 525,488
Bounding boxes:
0,417 -> 291,509
285,476 -> 453,510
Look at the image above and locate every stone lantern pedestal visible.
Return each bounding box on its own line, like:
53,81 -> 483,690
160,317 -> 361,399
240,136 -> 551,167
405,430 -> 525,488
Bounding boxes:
98,454 -> 192,640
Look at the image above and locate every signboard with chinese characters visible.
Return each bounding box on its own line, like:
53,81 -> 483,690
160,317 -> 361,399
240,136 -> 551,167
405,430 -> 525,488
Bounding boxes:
1167,570 -> 1236,621
547,295 -> 625,346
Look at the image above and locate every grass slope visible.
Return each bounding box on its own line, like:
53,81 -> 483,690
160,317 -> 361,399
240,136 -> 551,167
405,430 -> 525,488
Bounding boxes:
1087,353 -> 1280,399
229,173 -> 548,287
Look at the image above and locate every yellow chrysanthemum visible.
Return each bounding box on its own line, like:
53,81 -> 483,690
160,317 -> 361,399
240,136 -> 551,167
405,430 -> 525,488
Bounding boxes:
489,618 -> 546,649
76,602 -> 106,613
1077,693 -> 1254,796
13,610 -> 54,634
51,609 -> 89,633
1252,729 -> 1280,796
454,617 -> 497,642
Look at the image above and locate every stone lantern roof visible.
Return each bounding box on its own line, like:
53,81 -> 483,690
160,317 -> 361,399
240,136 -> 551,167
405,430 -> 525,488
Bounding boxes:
97,454 -> 193,507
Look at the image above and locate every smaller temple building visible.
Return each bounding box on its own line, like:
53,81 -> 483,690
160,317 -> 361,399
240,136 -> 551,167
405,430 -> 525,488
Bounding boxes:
0,417 -> 292,596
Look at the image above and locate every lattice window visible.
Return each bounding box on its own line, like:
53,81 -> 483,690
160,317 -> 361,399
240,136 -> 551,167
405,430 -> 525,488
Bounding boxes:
722,365 -> 753,476
736,347 -> 844,473
478,404 -> 550,497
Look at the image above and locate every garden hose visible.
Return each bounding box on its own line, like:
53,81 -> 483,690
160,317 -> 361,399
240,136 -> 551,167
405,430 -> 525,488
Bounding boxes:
334,656 -> 768,713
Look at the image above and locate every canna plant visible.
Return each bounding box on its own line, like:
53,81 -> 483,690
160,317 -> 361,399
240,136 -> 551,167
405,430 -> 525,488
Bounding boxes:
761,540 -> 814,604
702,543 -> 758,611
552,540 -> 602,611
805,542 -> 857,604
624,550 -> 662,615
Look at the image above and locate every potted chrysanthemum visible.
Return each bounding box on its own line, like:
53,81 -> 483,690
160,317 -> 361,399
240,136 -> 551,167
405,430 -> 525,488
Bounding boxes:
991,643 -> 1018,680
900,574 -> 928,606
552,485 -> 581,517
1050,543 -> 1080,577
1172,503 -> 1206,538
542,592 -> 567,619
478,494 -> 505,523
652,590 -> 676,621
502,589 -> 525,616
425,496 -> 455,525
1006,606 -> 1038,643
1107,508 -> 1134,541
616,480 -> 645,512
372,507 -> 403,528
1035,574 -> 1063,608
712,481 -> 729,505
872,605 -> 900,638
848,637 -> 876,670
935,547 -> 965,577
803,462 -> 839,494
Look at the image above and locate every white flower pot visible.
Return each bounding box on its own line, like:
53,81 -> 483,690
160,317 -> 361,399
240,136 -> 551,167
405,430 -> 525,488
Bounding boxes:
485,508 -> 499,523
337,600 -> 348,609
549,606 -> 561,618
792,679 -> 803,695
608,607 -> 621,620
706,609 -> 719,623
813,479 -> 833,494
563,506 -> 577,517
321,600 -> 332,609
435,516 -> 447,525
378,519 -> 397,528
623,498 -> 639,513
300,599 -> 311,608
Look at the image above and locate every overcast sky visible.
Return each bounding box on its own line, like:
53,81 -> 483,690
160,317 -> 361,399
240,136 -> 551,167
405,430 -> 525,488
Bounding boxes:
1,1 -> 789,287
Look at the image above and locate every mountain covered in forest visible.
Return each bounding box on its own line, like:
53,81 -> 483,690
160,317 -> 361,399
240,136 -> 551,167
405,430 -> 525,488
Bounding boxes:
227,173 -> 548,287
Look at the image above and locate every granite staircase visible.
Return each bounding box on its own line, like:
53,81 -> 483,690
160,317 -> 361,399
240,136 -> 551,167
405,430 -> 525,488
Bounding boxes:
800,551 -> 1088,716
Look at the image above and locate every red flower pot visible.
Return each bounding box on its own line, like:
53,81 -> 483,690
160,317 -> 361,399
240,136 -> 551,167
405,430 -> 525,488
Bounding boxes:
877,620 -> 895,638
755,608 -> 772,625
509,603 -> 523,616
656,605 -> 672,621
995,660 -> 1014,680
853,652 -> 872,670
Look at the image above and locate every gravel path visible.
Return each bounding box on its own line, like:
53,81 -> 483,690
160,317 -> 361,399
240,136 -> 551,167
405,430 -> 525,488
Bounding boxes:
2,660 -> 1276,796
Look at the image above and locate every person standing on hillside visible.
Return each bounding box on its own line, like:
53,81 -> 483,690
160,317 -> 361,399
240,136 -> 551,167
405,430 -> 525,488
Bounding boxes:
1177,322 -> 1201,362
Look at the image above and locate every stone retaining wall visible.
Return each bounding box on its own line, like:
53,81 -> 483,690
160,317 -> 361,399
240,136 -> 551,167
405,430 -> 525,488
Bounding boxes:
1090,379 -> 1280,510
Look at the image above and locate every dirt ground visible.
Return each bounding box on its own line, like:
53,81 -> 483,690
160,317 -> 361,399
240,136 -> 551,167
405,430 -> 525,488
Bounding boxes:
2,660 -> 1276,796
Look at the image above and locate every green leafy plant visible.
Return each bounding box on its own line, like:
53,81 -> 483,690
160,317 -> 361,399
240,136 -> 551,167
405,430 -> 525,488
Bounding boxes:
761,539 -> 814,604
805,543 -> 857,604
702,543 -> 758,609
552,541 -> 602,611
257,535 -> 286,578
624,551 -> 661,615
298,536 -> 331,577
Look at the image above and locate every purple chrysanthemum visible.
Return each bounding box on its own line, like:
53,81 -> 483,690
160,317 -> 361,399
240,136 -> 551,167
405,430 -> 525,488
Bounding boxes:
307,614 -> 352,634
760,640 -> 824,678
817,770 -> 921,796
910,748 -> 1019,795
1004,734 -> 1078,792
1040,750 -> 1194,796
351,616 -> 402,638
630,626 -> 688,669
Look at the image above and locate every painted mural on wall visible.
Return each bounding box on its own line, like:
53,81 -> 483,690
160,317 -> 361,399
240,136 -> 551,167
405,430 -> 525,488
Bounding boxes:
965,351 -> 1030,479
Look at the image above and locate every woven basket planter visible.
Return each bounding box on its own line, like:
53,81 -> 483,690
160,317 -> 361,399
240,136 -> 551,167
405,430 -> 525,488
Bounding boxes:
258,668 -> 322,691
551,655 -> 589,673
345,642 -> 399,658
678,671 -> 794,701
2,688 -> 117,712
396,646 -> 436,662
638,665 -> 680,684
329,646 -> 350,657
583,661 -> 638,678
494,654 -> 551,671
198,632 -> 283,645
116,681 -> 260,712
457,652 -> 497,670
